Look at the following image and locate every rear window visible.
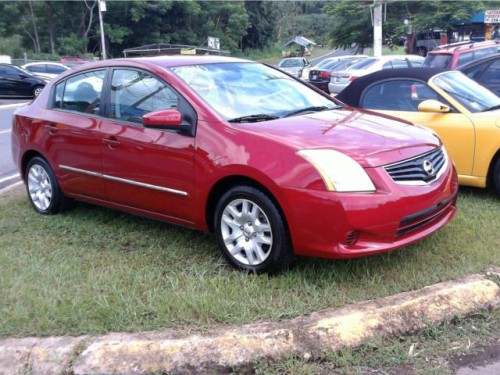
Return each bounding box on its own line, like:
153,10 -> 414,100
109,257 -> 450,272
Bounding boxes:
349,58 -> 377,70
423,54 -> 452,69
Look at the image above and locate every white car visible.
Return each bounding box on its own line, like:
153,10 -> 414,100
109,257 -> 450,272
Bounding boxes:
329,55 -> 425,94
21,62 -> 70,80
302,55 -> 368,81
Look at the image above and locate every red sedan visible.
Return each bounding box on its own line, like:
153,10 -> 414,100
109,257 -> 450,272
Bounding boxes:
11,56 -> 458,273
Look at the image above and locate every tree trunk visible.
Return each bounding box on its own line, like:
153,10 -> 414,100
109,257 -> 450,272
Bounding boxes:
28,0 -> 41,53
46,2 -> 57,54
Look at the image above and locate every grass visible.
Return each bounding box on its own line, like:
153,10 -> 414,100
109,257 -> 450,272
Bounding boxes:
254,308 -> 500,375
0,186 -> 498,338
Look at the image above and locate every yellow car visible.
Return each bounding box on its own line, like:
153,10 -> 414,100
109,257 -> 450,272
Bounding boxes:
336,68 -> 500,193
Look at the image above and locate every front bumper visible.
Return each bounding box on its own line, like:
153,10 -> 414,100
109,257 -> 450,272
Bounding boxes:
279,163 -> 458,259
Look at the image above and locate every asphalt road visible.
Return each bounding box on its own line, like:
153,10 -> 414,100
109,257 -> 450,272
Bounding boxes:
0,100 -> 27,190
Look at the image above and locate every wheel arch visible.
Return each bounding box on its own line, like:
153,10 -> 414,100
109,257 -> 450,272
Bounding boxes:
20,150 -> 46,181
486,148 -> 500,191
205,175 -> 290,235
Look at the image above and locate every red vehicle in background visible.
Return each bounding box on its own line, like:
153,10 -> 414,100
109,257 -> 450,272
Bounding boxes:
59,56 -> 93,68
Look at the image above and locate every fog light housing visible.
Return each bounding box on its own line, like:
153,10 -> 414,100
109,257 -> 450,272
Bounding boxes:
344,230 -> 359,246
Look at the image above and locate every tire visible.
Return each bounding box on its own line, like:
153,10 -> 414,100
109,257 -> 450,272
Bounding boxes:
493,158 -> 500,195
214,185 -> 294,274
25,157 -> 70,215
33,85 -> 44,98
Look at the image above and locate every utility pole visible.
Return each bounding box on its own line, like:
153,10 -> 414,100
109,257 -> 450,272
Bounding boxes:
373,0 -> 383,57
98,0 -> 107,60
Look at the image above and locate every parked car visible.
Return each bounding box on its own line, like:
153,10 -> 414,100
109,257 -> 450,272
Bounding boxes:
21,62 -> 70,80
306,55 -> 368,93
12,56 -> 458,273
0,63 -> 47,98
276,57 -> 310,78
302,55 -> 368,83
415,30 -> 447,56
423,40 -> 500,69
328,55 -> 424,94
59,56 -> 93,68
456,52 -> 500,96
336,68 -> 500,193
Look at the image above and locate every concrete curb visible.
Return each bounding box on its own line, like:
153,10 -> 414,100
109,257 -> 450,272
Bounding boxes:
0,270 -> 499,375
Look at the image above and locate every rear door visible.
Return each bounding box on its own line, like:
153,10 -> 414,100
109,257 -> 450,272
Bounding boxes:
42,69 -> 107,199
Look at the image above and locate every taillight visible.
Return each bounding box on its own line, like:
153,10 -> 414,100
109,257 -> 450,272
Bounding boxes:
319,71 -> 331,79
348,76 -> 358,82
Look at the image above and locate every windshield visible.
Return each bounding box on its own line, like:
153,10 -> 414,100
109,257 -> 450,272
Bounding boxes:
432,71 -> 500,113
170,62 -> 339,120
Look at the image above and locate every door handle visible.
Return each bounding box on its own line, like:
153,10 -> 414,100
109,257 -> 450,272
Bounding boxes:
102,137 -> 121,148
43,124 -> 58,134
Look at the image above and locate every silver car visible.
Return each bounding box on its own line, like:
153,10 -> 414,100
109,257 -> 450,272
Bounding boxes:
329,55 -> 424,95
276,57 -> 310,78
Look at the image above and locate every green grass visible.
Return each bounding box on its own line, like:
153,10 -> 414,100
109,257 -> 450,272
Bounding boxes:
254,309 -> 500,375
0,186 -> 498,338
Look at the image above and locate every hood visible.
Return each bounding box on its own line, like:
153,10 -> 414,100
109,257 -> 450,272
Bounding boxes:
279,66 -> 302,73
241,109 -> 440,167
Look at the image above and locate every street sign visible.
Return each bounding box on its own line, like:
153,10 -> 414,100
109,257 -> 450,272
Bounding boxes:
485,10 -> 500,24
207,36 -> 220,50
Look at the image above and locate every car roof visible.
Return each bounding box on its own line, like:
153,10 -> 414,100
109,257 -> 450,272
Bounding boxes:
335,68 -> 445,107
429,40 -> 499,54
23,62 -> 68,67
456,52 -> 500,72
55,55 -> 253,77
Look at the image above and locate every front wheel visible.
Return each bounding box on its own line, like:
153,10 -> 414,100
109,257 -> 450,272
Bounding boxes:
25,157 -> 70,215
214,185 -> 294,274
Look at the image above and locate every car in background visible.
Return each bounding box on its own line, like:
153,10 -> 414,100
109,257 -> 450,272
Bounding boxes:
302,55 -> 368,82
457,52 -> 500,96
328,55 -> 424,94
307,56 -> 368,93
21,62 -> 70,80
276,57 -> 310,78
0,63 -> 47,98
336,68 -> 500,193
423,40 -> 500,69
11,56 -> 457,274
59,56 -> 93,68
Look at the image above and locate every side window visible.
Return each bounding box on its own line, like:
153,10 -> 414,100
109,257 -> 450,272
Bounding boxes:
361,80 -> 438,111
481,60 -> 500,83
457,51 -> 474,66
474,47 -> 494,60
109,69 -> 179,125
60,69 -> 106,114
382,61 -> 393,69
6,66 -> 21,77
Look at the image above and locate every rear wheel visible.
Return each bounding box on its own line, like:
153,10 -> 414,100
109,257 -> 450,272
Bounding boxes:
214,185 -> 294,274
33,85 -> 44,98
25,157 -> 70,214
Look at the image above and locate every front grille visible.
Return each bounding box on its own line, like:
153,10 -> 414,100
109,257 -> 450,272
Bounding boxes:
396,193 -> 456,237
384,147 -> 447,185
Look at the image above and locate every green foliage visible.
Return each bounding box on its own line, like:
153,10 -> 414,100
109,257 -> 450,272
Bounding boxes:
0,35 -> 24,57
58,33 -> 89,57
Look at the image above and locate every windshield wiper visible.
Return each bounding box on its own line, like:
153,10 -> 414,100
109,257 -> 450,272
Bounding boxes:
482,104 -> 500,112
284,106 -> 336,118
228,114 -> 279,123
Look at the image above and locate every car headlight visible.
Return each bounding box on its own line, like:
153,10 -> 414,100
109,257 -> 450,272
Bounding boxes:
297,149 -> 376,192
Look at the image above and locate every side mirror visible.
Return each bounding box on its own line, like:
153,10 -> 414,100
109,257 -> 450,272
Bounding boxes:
418,99 -> 450,113
143,108 -> 183,129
